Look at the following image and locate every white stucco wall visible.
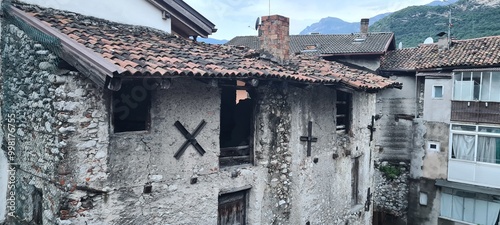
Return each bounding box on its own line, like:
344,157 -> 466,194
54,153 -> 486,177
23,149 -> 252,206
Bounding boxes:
423,78 -> 452,123
20,0 -> 172,32
0,152 -> 7,223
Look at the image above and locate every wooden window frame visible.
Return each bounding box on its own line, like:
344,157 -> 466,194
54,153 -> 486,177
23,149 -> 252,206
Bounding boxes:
336,91 -> 352,133
218,189 -> 248,225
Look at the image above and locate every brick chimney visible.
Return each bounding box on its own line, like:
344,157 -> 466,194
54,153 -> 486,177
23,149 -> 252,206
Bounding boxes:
360,18 -> 369,37
258,15 -> 290,64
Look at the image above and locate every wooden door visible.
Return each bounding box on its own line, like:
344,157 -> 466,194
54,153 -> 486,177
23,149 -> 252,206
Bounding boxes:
218,191 -> 247,225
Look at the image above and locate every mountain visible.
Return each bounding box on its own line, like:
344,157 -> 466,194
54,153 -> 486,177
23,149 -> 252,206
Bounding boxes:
370,0 -> 500,47
299,13 -> 391,35
298,0 -> 457,35
426,0 -> 458,6
199,37 -> 227,44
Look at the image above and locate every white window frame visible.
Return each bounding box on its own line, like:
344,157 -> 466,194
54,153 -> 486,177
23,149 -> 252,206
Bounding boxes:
453,71 -> 500,102
440,189 -> 500,225
432,85 -> 444,99
449,123 -> 500,164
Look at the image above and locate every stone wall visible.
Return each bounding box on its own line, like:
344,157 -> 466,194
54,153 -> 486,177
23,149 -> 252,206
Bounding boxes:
1,19 -> 107,225
373,160 -> 410,223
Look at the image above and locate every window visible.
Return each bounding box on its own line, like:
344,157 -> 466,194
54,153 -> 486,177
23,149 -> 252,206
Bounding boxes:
433,85 -> 443,99
218,190 -> 248,225
453,71 -> 500,102
450,124 -> 500,164
427,141 -> 440,152
351,156 -> 360,206
219,80 -> 255,167
112,81 -> 151,133
336,91 -> 352,133
440,188 -> 500,225
419,192 -> 428,206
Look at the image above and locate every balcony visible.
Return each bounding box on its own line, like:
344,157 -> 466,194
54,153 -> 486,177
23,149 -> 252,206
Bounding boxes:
448,159 -> 500,189
451,101 -> 500,124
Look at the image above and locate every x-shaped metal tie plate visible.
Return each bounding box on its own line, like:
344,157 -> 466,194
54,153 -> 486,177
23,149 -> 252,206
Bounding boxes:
173,120 -> 206,159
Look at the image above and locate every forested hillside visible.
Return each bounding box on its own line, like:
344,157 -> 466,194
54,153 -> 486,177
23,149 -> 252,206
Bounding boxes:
370,0 -> 500,47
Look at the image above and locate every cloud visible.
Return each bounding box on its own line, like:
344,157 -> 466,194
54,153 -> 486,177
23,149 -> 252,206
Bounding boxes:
185,0 -> 435,40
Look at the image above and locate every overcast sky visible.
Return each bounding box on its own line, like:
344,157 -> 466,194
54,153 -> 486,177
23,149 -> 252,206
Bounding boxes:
184,0 -> 436,40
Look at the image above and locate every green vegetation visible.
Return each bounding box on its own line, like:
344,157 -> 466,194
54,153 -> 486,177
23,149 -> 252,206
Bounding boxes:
370,0 -> 500,47
379,165 -> 401,180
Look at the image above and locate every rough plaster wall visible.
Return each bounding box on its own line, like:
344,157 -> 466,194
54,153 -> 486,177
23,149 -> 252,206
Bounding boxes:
407,178 -> 440,225
287,86 -> 375,225
376,76 -> 416,161
421,122 -> 448,180
105,79 -> 227,225
410,119 -> 426,179
93,80 -> 376,225
350,91 -> 377,225
104,79 -> 281,225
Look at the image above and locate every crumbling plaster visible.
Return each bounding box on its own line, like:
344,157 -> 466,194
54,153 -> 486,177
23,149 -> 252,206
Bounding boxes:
103,80 -> 376,225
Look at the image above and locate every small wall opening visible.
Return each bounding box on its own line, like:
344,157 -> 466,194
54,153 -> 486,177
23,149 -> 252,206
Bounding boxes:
351,156 -> 360,206
32,188 -> 43,225
219,80 -> 255,167
336,91 -> 352,133
112,80 -> 151,133
218,189 -> 248,225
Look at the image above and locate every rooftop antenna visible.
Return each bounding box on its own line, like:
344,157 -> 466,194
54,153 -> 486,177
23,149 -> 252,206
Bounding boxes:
269,0 -> 271,15
443,0 -> 452,48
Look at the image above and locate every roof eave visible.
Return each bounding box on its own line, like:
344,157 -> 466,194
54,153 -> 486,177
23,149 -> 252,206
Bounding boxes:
148,0 -> 216,38
8,5 -> 124,88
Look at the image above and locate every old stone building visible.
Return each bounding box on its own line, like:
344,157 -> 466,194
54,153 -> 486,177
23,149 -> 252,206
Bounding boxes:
376,36 -> 500,225
0,1 -> 401,225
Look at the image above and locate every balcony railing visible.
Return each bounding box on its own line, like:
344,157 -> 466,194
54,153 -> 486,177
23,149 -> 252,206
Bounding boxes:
451,101 -> 500,124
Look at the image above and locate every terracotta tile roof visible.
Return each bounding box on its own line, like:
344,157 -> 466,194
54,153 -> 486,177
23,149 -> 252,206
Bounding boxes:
11,2 -> 399,91
226,33 -> 395,56
380,36 -> 500,71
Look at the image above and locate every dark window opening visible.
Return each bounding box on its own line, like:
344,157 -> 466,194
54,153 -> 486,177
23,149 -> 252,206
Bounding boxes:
112,81 -> 151,133
218,190 -> 248,225
351,156 -> 360,206
32,188 -> 43,225
220,80 -> 255,167
337,91 -> 352,133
